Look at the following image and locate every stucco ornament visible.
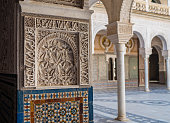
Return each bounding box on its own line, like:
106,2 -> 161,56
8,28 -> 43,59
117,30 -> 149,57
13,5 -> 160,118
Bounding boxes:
24,15 -> 89,87
125,39 -> 134,53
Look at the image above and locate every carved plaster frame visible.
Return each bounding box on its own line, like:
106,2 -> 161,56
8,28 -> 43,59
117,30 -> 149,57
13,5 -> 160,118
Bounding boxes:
21,14 -> 90,88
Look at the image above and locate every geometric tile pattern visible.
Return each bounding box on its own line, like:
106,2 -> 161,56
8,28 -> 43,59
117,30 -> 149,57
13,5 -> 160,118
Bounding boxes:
24,91 -> 89,123
94,99 -> 170,106
94,104 -> 168,123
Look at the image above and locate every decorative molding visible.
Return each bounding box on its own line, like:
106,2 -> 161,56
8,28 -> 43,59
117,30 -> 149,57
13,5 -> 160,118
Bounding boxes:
23,15 -> 89,87
132,0 -> 170,16
32,0 -> 84,8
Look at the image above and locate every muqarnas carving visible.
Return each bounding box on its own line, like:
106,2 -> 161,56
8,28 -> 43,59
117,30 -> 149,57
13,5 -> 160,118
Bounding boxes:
32,0 -> 84,8
24,16 -> 89,87
37,32 -> 78,86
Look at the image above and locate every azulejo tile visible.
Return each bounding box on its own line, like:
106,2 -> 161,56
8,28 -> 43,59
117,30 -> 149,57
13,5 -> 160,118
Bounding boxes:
23,89 -> 90,123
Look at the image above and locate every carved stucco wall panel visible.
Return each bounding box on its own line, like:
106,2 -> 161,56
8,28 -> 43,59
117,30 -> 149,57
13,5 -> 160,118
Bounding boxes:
36,31 -> 79,86
23,15 -> 89,87
24,27 -> 36,87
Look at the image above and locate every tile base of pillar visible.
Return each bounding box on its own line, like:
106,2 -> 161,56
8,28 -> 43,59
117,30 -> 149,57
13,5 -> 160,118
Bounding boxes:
17,87 -> 94,123
115,116 -> 129,121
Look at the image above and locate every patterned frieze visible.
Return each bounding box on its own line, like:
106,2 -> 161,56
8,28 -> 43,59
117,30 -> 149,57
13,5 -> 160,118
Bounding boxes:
23,15 -> 89,87
31,0 -> 84,8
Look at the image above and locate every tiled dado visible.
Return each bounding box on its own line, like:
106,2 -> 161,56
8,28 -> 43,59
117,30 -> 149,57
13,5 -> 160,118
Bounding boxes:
17,87 -> 93,123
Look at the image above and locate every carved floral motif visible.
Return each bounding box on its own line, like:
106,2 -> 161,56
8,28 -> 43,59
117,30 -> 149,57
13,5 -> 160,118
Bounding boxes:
36,32 -> 78,86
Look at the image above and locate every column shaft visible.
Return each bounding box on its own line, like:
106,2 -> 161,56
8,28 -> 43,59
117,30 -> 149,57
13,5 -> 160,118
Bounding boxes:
144,57 -> 150,92
145,0 -> 149,11
116,43 -> 128,121
106,61 -> 109,81
112,60 -> 115,81
166,58 -> 170,90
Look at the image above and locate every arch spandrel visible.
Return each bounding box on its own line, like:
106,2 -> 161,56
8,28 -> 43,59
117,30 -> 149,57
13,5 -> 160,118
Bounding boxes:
150,34 -> 168,51
90,0 -> 134,23
133,31 -> 145,48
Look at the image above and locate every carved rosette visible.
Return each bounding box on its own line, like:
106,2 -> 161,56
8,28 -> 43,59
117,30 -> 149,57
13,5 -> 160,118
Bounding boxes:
23,15 -> 89,87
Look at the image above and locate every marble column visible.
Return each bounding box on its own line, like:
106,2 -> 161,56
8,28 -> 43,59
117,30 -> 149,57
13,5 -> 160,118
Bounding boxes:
144,56 -> 150,92
112,60 -> 115,81
168,0 -> 170,15
107,21 -> 133,122
106,60 -> 109,81
115,43 -> 128,121
145,0 -> 149,11
166,58 -> 170,90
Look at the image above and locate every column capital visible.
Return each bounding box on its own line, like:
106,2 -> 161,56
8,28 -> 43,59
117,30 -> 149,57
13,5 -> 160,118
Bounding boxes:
116,43 -> 126,52
139,48 -> 152,58
107,21 -> 133,44
105,53 -> 116,62
162,50 -> 170,59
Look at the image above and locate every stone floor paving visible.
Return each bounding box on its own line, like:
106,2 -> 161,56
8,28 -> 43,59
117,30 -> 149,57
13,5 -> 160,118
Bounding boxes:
93,84 -> 170,123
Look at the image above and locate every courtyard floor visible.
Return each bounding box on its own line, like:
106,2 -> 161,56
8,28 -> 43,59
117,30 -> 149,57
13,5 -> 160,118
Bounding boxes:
93,84 -> 170,123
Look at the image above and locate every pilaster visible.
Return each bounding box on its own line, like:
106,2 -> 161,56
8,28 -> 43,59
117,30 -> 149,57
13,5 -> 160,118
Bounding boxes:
140,48 -> 152,92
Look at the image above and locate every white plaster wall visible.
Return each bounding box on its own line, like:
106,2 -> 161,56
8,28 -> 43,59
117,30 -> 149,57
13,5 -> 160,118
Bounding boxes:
91,7 -> 170,53
91,6 -> 108,54
131,13 -> 170,50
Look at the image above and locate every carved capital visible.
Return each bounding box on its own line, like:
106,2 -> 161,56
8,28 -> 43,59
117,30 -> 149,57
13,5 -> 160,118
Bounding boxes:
105,53 -> 116,62
139,48 -> 152,58
107,21 -> 133,44
162,50 -> 170,59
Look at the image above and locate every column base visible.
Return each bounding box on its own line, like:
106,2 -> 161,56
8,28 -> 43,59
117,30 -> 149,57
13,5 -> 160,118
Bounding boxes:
115,116 -> 129,121
167,88 -> 170,91
145,88 -> 150,92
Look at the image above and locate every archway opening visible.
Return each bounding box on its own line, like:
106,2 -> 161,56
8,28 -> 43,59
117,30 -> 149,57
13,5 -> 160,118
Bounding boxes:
149,47 -> 159,82
150,36 -> 167,86
133,32 -> 145,87
124,33 -> 140,87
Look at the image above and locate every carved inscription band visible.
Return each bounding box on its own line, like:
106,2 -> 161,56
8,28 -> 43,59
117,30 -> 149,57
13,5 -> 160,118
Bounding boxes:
24,16 -> 89,87
32,0 -> 84,8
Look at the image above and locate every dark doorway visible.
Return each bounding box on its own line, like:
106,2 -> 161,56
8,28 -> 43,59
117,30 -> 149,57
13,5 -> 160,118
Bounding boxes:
108,58 -> 113,80
149,47 -> 159,81
115,58 -> 117,80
